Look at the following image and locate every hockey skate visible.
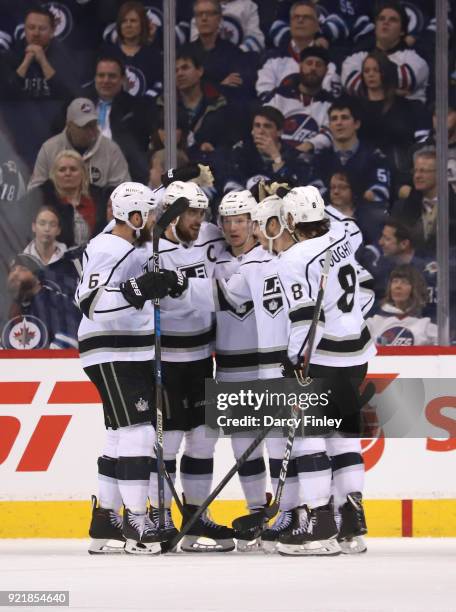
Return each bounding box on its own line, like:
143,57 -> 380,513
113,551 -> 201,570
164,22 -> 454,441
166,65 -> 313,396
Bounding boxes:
234,494 -> 272,552
260,509 -> 294,553
337,492 -> 368,554
122,508 -> 162,554
180,503 -> 235,553
149,506 -> 179,541
88,495 -> 125,554
277,504 -> 341,556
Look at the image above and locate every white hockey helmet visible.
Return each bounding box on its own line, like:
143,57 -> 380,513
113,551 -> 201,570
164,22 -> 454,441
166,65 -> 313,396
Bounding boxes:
163,180 -> 208,210
251,195 -> 285,241
281,186 -> 325,230
218,190 -> 257,217
110,182 -> 157,230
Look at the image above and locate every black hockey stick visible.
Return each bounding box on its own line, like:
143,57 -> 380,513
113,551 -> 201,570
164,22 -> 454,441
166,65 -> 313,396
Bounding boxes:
232,246 -> 333,533
152,197 -> 189,530
153,444 -> 185,516
160,404 -> 286,554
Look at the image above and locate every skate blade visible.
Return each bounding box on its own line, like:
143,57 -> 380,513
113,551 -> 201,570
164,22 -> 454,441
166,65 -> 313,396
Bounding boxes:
277,538 -> 341,556
339,536 -> 367,554
181,535 -> 235,553
236,538 -> 263,553
88,538 -> 125,554
260,539 -> 278,554
124,539 -> 161,555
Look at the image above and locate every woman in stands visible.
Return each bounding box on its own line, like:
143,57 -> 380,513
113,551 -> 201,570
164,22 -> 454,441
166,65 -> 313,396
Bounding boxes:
356,49 -> 431,176
101,1 -> 163,98
21,150 -> 106,247
367,263 -> 437,346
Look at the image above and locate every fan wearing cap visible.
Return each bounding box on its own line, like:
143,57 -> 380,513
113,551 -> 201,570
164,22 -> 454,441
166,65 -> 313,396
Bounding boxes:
29,97 -> 130,191
2,253 -> 80,350
266,47 -> 334,153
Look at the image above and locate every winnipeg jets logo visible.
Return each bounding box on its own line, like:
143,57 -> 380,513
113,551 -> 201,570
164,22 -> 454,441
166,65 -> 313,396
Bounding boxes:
2,316 -> 48,349
135,397 -> 149,412
262,275 -> 283,317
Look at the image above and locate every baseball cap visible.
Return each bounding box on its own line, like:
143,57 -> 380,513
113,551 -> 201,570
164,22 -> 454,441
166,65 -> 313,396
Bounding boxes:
66,98 -> 98,127
300,46 -> 330,65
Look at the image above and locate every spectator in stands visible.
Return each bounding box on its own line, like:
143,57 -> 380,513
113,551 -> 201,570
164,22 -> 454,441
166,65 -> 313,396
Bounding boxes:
25,150 -> 108,248
190,0 -> 265,53
188,0 -> 256,101
327,171 -> 357,219
341,1 -> 429,102
367,264 -> 437,346
257,1 -> 341,103
311,97 -> 391,204
5,7 -> 79,100
268,0 -> 374,52
156,48 -> 238,154
23,205 -> 66,265
2,253 -> 80,349
224,105 -> 310,192
29,97 -> 130,190
148,107 -> 189,158
392,147 -> 456,254
372,217 -> 438,318
149,149 -> 189,189
265,46 -> 333,153
356,49 -> 431,166
81,55 -> 154,182
101,1 -> 163,98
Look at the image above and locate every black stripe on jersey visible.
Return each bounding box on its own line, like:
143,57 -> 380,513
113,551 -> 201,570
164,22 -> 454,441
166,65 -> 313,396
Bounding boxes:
326,209 -> 355,223
359,276 -> 374,291
318,325 -> 371,354
79,289 -> 98,318
240,259 -> 273,267
289,305 -> 325,325
105,246 -> 137,285
94,305 -> 132,314
258,349 -> 287,365
215,259 -> 232,265
193,237 -> 225,248
79,332 -> 155,354
161,326 -> 215,349
215,351 -> 259,369
215,281 -> 236,312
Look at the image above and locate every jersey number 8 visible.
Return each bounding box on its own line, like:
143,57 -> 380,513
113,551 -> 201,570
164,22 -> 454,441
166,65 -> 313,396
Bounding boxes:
337,264 -> 356,313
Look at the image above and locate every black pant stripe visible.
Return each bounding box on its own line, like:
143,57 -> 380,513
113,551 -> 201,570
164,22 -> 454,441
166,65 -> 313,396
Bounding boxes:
116,456 -> 151,481
295,452 -> 331,474
331,452 -> 364,472
180,454 -> 214,475
269,457 -> 297,479
238,456 -> 266,477
97,455 -> 118,478
99,363 -> 121,428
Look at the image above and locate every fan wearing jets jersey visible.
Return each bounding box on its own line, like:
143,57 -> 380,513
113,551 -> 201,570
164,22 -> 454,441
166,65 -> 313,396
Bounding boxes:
275,186 -> 377,556
76,181 -> 174,555
146,180 -> 235,553
215,190 -> 270,551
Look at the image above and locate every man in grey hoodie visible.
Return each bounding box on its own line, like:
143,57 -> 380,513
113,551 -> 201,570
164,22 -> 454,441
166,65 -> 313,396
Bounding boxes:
28,97 -> 130,191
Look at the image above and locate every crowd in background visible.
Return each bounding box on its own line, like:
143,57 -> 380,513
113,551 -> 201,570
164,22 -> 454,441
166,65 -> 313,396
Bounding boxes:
0,0 -> 455,349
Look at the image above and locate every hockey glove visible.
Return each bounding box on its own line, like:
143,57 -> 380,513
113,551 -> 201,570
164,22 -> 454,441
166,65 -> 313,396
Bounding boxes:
120,271 -> 169,309
161,163 -> 214,187
161,270 -> 188,298
280,356 -> 312,387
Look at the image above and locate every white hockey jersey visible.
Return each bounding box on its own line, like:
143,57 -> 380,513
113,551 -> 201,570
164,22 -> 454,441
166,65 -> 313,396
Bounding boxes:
277,224 -> 376,367
213,244 -> 262,382
186,248 -> 290,380
152,222 -> 226,362
341,48 -> 429,103
76,232 -> 155,368
367,305 -> 437,346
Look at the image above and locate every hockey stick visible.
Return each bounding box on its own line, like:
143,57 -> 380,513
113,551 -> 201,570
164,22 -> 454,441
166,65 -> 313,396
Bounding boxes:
152,197 -> 189,530
160,404 -> 287,554
153,444 -> 185,516
232,245 -> 333,533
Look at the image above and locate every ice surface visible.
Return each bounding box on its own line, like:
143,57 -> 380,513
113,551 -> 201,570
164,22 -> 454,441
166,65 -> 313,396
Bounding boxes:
0,539 -> 454,612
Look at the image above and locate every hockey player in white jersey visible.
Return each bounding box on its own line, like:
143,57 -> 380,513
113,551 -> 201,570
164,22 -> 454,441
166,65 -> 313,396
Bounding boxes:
215,190 -> 271,550
146,180 -> 236,552
76,181 -> 179,555
275,186 -> 377,556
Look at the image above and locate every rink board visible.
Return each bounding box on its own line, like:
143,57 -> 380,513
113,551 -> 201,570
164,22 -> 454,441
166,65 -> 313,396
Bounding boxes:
0,348 -> 455,538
